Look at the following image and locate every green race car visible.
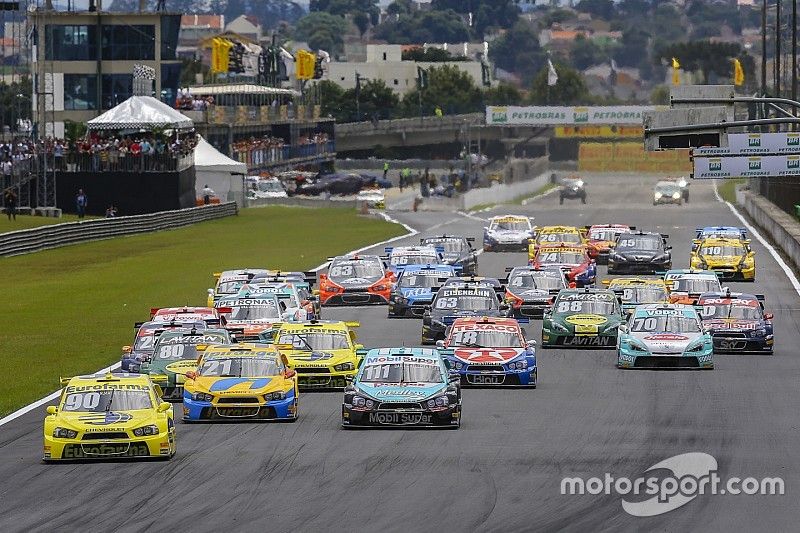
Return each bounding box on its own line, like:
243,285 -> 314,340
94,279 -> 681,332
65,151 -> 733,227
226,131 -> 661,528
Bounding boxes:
541,288 -> 624,348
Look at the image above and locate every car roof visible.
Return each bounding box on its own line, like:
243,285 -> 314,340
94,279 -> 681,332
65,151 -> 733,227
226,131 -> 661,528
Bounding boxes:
608,277 -> 666,286
401,264 -> 455,273
696,237 -> 746,245
490,215 -> 528,221
633,303 -> 698,315
665,269 -> 718,279
67,372 -> 153,388
154,307 -> 215,315
538,245 -> 586,252
451,316 -> 520,328
364,347 -> 443,359
278,321 -> 349,331
560,287 -> 615,295
698,292 -> 759,301
200,344 -> 279,358
390,246 -> 439,255
333,254 -> 381,262
538,225 -> 580,232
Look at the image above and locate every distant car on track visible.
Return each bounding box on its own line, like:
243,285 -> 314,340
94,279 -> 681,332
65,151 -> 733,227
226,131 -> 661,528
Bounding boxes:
482,215 -> 534,252
422,284 -> 510,344
607,231 -> 671,275
388,264 -> 456,318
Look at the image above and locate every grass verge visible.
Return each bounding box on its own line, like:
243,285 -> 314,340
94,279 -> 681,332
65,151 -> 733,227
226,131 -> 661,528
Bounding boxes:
0,213 -> 97,234
717,178 -> 745,204
468,183 -> 557,213
0,206 -> 404,416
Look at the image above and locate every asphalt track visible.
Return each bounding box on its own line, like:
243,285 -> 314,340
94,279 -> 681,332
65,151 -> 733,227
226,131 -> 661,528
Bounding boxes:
1,174 -> 798,532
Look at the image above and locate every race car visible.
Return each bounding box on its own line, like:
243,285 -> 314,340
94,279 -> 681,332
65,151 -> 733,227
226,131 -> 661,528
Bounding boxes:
235,283 -> 310,322
530,244 -> 596,288
697,291 -> 773,354
356,188 -> 385,209
273,320 -> 363,389
438,317 -> 537,387
215,293 -> 296,342
182,344 -> 298,422
695,226 -> 747,243
653,180 -> 683,205
341,347 -> 461,429
206,269 -> 270,306
664,269 -> 723,306
541,288 -> 625,348
319,254 -> 393,306
420,235 -> 478,275
504,266 -> 568,318
43,372 -> 175,462
482,215 -> 535,252
388,264 -> 456,318
689,237 -> 755,281
439,275 -> 505,297
617,304 -> 713,369
603,277 -> 669,316
384,245 -> 445,276
674,176 -> 690,202
559,175 -> 587,204
121,319 -> 205,372
149,306 -> 222,327
607,231 -> 671,274
527,225 -> 586,259
243,273 -> 320,319
422,285 -> 510,344
141,328 -> 230,401
584,224 -> 635,264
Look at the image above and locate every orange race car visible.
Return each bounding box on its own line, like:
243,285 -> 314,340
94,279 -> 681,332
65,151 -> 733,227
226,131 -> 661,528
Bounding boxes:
319,254 -> 394,305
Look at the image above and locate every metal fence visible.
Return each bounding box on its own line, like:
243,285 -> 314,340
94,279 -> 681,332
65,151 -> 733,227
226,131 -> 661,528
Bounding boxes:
57,152 -> 194,173
0,202 -> 237,257
231,141 -> 335,170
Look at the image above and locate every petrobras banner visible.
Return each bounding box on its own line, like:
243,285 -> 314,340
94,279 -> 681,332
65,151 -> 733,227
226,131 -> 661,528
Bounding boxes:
694,133 -> 800,156
692,155 -> 800,179
486,106 -> 660,126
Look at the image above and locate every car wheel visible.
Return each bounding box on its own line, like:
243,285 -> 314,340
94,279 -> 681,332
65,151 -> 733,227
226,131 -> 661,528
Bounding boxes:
559,196 -> 564,205
581,196 -> 586,204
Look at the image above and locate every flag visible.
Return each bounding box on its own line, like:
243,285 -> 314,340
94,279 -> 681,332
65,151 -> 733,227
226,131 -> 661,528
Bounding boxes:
295,49 -> 315,80
610,59 -> 618,86
733,58 -> 745,86
547,59 -> 558,87
671,57 -> 680,86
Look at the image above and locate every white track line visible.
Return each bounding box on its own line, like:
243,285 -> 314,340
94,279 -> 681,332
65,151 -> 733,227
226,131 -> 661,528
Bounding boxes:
0,214 -> 418,428
713,180 -> 800,297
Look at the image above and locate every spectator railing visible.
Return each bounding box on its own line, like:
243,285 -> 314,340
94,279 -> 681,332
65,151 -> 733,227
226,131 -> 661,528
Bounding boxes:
0,202 -> 237,257
57,152 -> 194,173
232,141 -> 335,171
184,104 -> 324,126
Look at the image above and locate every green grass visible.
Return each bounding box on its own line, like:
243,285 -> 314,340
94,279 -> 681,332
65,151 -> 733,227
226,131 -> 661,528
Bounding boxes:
0,206 -> 404,416
717,178 -> 745,204
0,213 -> 97,233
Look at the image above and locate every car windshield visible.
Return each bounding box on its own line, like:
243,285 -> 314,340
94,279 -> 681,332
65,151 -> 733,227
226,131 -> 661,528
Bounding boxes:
360,362 -> 443,383
329,261 -> 383,279
153,333 -> 226,360
423,239 -> 465,252
258,181 -> 283,192
490,220 -> 529,231
589,229 -> 623,241
538,251 -> 584,264
199,357 -> 281,377
619,286 -> 668,304
672,278 -> 721,293
555,298 -> 615,315
133,333 -> 156,352
228,301 -> 281,320
435,294 -> 497,311
656,183 -> 680,194
449,329 -> 522,348
62,390 -> 153,412
631,315 -> 701,333
700,245 -> 745,257
217,280 -> 245,295
538,232 -> 582,244
617,237 -> 662,251
701,302 -> 763,320
390,253 -> 437,266
510,272 -> 563,290
399,273 -> 443,288
276,331 -> 350,350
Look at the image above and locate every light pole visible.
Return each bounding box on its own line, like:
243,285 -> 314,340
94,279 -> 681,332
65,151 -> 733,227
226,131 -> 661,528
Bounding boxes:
793,0 -> 797,103
762,0 -> 768,95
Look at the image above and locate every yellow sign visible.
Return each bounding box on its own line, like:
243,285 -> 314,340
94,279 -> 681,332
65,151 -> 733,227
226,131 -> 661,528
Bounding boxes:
296,49 -> 316,80
555,126 -> 643,138
578,142 -> 692,172
565,314 -> 607,326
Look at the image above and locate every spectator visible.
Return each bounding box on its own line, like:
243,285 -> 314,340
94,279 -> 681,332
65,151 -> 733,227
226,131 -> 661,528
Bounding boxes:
435,106 -> 443,117
202,184 -> 215,205
383,161 -> 389,179
2,159 -> 11,188
105,205 -> 117,218
4,188 -> 17,221
76,189 -> 88,218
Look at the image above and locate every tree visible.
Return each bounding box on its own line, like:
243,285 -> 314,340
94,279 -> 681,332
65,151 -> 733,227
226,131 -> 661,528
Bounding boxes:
400,64 -> 483,117
387,0 -> 412,16
317,80 -> 345,119
576,0 -> 616,20
353,12 -> 370,37
339,79 -> 400,121
529,63 -> 589,105
401,47 -> 467,62
615,26 -> 651,68
570,35 -> 606,70
489,20 -> 546,85
310,0 -> 380,26
483,83 -> 522,106
294,12 -> 349,55
374,9 -> 472,44
430,0 -> 519,35
656,41 -> 746,86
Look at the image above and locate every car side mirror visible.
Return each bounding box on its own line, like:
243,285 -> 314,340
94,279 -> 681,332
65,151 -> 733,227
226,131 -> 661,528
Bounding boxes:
424,306 -> 431,312
157,402 -> 171,413
284,369 -> 296,379
618,325 -> 629,333
46,406 -> 57,415
184,370 -> 197,380
435,340 -> 445,349
764,312 -> 773,320
345,375 -> 354,383
665,246 -> 672,250
526,339 -> 537,348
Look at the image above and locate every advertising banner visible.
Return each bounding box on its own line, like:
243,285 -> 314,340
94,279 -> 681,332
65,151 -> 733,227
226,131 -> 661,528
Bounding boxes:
554,125 -> 644,138
694,133 -> 800,155
487,106 -> 660,126
692,155 -> 800,179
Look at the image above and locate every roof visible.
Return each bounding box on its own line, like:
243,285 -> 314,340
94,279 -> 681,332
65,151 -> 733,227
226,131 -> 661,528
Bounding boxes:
180,15 -> 223,29
202,344 -> 279,357
188,84 -> 299,97
87,95 -> 194,130
195,135 -> 247,174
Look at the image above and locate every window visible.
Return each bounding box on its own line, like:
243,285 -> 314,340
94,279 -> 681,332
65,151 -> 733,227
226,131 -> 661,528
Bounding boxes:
393,79 -> 398,85
102,74 -> 133,109
101,25 -> 154,60
383,52 -> 387,60
161,15 -> 181,60
63,74 -> 97,110
45,25 -> 97,60
160,63 -> 181,106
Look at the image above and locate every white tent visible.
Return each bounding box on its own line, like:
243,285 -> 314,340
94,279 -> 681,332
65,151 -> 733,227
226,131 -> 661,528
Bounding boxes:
194,136 -> 248,206
87,96 -> 194,130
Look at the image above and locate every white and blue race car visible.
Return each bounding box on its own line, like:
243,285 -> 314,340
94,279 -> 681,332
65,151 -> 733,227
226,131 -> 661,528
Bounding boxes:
483,215 -> 535,252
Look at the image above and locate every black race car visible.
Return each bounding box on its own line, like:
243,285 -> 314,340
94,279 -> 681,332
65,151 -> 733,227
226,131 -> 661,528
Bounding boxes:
559,175 -> 587,204
421,285 -> 510,344
607,231 -> 672,275
420,235 -> 479,276
504,266 -> 568,318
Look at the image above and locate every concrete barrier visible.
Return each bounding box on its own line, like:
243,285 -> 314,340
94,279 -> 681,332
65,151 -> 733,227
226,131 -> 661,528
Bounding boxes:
737,188 -> 800,271
416,170 -> 552,212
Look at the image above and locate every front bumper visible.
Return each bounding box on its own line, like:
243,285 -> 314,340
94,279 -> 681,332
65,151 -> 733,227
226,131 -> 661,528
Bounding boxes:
321,290 -> 389,306
617,347 -> 714,369
711,333 -> 773,353
183,395 -> 297,421
705,266 -> 755,281
541,330 -> 617,348
607,258 -> 671,274
342,403 -> 461,428
454,365 -> 537,387
294,368 -> 355,389
483,240 -> 528,252
44,431 -> 174,461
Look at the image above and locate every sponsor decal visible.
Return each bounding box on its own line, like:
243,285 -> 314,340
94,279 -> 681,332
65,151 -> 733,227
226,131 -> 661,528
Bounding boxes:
565,314 -> 608,326
748,157 -> 761,170
78,412 -> 134,425
291,351 -> 335,361
563,336 -> 612,346
368,412 -> 432,425
454,347 -> 520,363
747,134 -> 761,147
716,339 -> 747,350
708,159 -> 722,172
643,334 -> 689,341
65,383 -> 149,393
467,374 -> 504,385
62,443 -> 151,459
208,377 -> 272,392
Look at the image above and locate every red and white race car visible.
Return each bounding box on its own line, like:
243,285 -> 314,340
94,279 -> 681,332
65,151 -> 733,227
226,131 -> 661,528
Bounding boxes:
585,224 -> 635,264
149,306 -> 223,327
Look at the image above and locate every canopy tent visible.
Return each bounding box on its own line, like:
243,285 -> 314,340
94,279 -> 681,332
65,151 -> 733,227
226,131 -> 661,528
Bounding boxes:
187,84 -> 299,97
194,136 -> 248,206
87,96 -> 194,131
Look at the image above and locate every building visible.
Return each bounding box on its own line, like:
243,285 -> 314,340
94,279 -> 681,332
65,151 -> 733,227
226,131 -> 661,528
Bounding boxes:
224,15 -> 262,43
178,14 -> 224,60
326,44 -> 490,95
29,7 -> 182,138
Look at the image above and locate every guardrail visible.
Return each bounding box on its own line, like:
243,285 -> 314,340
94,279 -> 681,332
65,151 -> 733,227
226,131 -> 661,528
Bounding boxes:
0,202 -> 238,257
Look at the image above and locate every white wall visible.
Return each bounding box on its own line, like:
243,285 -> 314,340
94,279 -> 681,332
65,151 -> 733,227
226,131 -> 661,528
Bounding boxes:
327,60 -> 486,95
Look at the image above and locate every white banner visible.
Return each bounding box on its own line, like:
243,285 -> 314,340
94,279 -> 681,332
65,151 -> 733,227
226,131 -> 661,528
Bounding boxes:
694,133 -> 800,156
486,106 -> 659,126
692,155 -> 800,179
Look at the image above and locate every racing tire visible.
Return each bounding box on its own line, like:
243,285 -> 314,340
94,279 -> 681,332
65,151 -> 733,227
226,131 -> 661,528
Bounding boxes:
581,195 -> 586,204
559,196 -> 564,205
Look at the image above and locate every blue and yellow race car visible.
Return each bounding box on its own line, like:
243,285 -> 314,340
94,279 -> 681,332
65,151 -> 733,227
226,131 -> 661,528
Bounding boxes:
342,347 -> 461,428
388,264 -> 455,318
182,344 -> 299,422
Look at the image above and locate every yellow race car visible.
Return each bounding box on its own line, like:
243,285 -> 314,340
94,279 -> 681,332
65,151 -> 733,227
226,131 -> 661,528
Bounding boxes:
602,277 -> 669,315
273,320 -> 363,389
528,225 -> 586,260
182,343 -> 298,421
44,372 -> 175,462
690,237 -> 755,281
